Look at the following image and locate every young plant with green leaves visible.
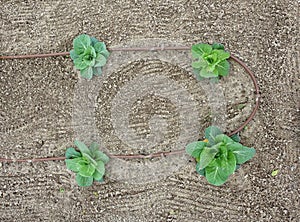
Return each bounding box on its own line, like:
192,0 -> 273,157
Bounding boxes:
65,140 -> 110,187
191,43 -> 230,80
186,126 -> 255,186
70,34 -> 110,79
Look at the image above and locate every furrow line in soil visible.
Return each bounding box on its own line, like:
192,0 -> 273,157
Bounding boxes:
166,173 -> 251,207
95,58 -> 209,155
93,190 -> 159,203
0,111 -> 57,134
164,199 -> 241,221
0,214 -> 47,222
170,188 -> 242,213
0,108 -> 71,135
91,192 -> 166,211
169,185 -> 246,211
167,174 -> 234,193
1,181 -> 67,194
96,185 -> 157,198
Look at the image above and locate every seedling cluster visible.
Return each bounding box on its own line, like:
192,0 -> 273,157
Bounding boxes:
70,34 -> 110,79
186,126 -> 255,186
65,140 -> 109,187
65,35 -> 256,187
192,43 -> 230,80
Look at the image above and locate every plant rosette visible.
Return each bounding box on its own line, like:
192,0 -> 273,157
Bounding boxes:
65,140 -> 110,187
70,34 -> 110,79
191,43 -> 230,80
186,126 -> 256,186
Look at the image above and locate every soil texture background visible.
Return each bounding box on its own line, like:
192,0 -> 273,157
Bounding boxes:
0,0 -> 299,221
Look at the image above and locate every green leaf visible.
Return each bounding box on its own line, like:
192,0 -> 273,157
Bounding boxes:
199,44 -> 213,54
95,54 -> 107,67
198,145 -> 220,169
101,50 -> 110,58
74,57 -> 88,70
205,52 -> 218,64
90,37 -> 99,46
94,150 -> 110,164
80,67 -> 93,79
216,60 -> 230,76
218,144 -> 228,157
230,134 -> 241,143
191,43 -> 212,58
75,174 -> 93,187
93,160 -> 105,180
196,162 -> 205,176
65,147 -> 81,159
206,63 -> 216,72
193,69 -> 205,81
78,162 -> 96,177
94,177 -> 104,182
213,67 -> 219,76
74,140 -> 91,156
65,158 -> 82,172
229,143 -> 256,164
215,49 -> 230,61
200,68 -> 217,78
192,61 -> 203,69
93,170 -> 104,181
84,45 -> 96,58
205,151 -> 236,186
81,47 -> 96,67
212,43 -> 225,50
70,50 -> 78,60
193,68 -> 200,75
186,141 -> 206,158
82,152 -> 98,166
204,159 -> 226,186
73,34 -> 91,55
205,126 -> 223,146
192,57 -> 207,69
83,58 -> 95,67
94,42 -> 106,53
89,142 -> 99,153
215,134 -> 234,145
93,67 -> 102,76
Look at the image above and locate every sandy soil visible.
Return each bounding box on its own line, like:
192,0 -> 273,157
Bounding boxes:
0,0 -> 299,221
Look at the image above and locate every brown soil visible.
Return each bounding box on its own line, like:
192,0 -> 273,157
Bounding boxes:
0,0 -> 299,221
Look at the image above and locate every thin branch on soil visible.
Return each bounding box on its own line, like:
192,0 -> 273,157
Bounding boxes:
0,46 -> 190,59
0,149 -> 186,163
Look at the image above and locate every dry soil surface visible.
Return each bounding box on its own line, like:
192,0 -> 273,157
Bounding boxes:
0,0 -> 299,221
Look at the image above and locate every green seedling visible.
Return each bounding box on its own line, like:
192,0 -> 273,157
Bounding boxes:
70,34 -> 110,79
237,103 -> 247,110
186,126 -> 255,186
191,43 -> 230,80
271,170 -> 279,176
65,140 -> 109,187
